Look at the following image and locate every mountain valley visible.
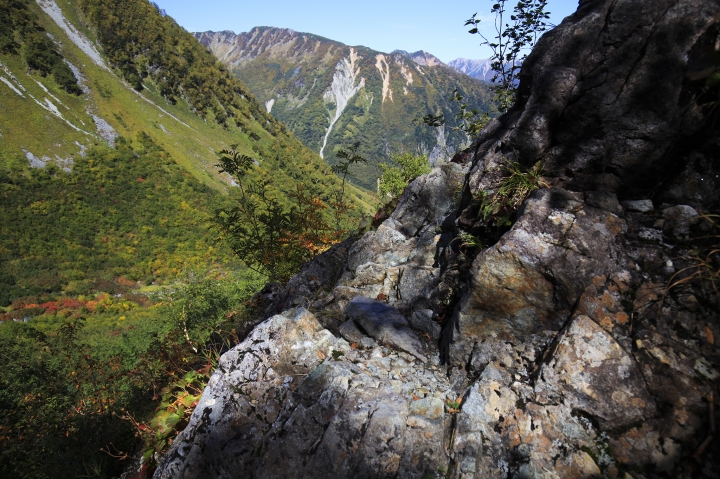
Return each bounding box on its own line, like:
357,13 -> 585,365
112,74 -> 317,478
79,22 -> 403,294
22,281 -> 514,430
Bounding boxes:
2,1 -> 718,478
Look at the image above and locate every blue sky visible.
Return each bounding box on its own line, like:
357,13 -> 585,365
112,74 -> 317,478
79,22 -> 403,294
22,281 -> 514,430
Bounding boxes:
158,1 -> 580,63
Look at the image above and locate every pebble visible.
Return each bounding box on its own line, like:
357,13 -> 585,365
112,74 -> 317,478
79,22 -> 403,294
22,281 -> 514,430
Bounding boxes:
622,199 -> 654,212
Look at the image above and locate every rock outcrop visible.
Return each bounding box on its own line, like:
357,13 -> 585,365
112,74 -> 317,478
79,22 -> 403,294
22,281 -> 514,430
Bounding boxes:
154,308 -> 455,479
156,1 -> 720,477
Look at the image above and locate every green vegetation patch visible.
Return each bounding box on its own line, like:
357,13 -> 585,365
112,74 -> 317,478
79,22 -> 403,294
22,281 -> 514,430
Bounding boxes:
0,133 -> 237,304
0,0 -> 82,94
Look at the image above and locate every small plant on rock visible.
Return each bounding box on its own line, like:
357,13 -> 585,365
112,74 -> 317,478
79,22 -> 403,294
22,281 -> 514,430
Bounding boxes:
454,231 -> 485,259
479,157 -> 546,227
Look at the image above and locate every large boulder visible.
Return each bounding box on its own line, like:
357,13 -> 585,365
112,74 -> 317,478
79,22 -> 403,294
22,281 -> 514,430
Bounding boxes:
154,308 -> 457,479
534,315 -> 656,429
450,188 -> 629,370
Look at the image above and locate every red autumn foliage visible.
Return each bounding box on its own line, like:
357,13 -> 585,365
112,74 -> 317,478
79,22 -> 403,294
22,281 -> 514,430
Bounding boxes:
40,302 -> 61,313
10,296 -> 40,309
117,277 -> 139,288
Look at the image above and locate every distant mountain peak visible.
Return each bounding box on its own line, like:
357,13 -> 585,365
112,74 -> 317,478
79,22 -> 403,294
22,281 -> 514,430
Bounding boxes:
447,58 -> 494,82
391,49 -> 444,67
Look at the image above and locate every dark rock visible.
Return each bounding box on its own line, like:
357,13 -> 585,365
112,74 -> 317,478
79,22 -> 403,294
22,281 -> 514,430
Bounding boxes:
585,190 -> 624,216
662,204 -> 701,240
344,297 -> 427,362
622,199 -> 654,213
408,309 -> 441,341
338,318 -> 365,343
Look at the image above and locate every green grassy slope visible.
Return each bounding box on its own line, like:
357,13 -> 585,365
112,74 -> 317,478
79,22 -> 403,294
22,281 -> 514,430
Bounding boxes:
0,134 -> 238,302
0,0 -> 376,304
1,1 -> 343,195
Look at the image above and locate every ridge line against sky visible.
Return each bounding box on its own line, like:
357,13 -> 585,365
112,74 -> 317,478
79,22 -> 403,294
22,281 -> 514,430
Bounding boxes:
156,1 -> 580,63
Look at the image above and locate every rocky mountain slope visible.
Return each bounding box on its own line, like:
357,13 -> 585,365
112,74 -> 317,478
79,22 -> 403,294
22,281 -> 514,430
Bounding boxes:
195,28 -> 495,189
157,0 -> 720,478
447,57 -> 495,82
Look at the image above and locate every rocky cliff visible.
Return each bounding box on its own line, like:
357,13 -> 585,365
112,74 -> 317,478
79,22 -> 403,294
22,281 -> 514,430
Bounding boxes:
157,0 -> 720,477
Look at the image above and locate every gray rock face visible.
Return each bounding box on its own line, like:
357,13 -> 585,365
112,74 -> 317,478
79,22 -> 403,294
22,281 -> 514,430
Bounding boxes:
154,308 -> 335,479
261,238 -> 354,318
332,162 -> 465,315
622,199 -> 655,213
345,296 -> 427,362
451,187 -> 628,369
157,1 -> 720,477
535,315 -> 656,429
155,308 -> 455,479
452,362 -> 604,478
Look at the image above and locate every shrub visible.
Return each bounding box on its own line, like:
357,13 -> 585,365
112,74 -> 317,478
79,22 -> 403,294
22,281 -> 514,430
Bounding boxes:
160,274 -> 233,353
378,152 -> 431,199
214,146 -> 354,283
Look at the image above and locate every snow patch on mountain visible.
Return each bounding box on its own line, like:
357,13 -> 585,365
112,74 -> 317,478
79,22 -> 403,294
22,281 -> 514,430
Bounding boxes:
31,76 -> 67,109
28,92 -> 91,135
88,111 -> 118,146
399,62 -> 413,87
65,61 -> 90,94
0,76 -> 25,97
24,149 -> 74,172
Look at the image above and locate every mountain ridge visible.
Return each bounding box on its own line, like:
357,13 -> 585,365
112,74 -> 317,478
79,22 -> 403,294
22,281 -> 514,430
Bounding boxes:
195,27 -> 496,189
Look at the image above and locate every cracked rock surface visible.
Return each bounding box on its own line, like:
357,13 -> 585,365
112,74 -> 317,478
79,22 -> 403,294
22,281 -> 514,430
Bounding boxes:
155,308 -> 456,479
